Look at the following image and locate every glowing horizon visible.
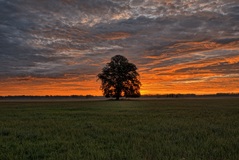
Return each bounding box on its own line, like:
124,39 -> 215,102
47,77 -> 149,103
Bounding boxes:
0,0 -> 239,96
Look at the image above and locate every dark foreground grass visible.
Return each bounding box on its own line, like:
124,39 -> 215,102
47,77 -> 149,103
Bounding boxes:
0,98 -> 239,160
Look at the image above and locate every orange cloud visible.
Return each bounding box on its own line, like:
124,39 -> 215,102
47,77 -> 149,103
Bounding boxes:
138,43 -> 239,95
140,76 -> 239,95
98,32 -> 131,40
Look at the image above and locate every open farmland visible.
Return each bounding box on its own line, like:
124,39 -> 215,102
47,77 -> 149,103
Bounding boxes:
0,98 -> 239,160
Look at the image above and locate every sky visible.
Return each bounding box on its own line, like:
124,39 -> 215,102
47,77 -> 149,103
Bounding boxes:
0,0 -> 239,96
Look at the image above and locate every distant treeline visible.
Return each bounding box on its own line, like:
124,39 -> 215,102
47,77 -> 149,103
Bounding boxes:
143,93 -> 239,98
0,95 -> 97,100
0,93 -> 239,100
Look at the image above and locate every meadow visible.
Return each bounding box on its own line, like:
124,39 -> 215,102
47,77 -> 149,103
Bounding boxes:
0,98 -> 239,160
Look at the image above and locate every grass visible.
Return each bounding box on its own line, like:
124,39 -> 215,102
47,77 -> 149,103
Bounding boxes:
0,98 -> 239,160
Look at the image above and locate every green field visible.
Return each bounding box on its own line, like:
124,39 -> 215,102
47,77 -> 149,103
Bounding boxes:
0,98 -> 239,160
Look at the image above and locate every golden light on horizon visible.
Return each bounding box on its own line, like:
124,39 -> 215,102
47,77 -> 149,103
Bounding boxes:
1,70 -> 239,96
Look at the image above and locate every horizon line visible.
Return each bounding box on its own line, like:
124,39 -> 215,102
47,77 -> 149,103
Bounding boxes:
1,93 -> 239,97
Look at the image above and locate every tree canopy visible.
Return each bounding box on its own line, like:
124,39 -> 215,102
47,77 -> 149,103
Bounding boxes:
98,55 -> 141,100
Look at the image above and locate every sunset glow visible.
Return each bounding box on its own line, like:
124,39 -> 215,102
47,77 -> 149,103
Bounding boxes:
0,0 -> 239,96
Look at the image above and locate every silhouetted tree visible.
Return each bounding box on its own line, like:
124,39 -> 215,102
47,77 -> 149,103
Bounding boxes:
98,55 -> 141,100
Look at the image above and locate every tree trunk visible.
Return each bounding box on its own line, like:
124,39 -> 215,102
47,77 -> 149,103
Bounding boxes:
115,86 -> 121,100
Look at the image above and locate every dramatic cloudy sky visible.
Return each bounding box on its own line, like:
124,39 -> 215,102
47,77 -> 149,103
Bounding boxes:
0,0 -> 239,95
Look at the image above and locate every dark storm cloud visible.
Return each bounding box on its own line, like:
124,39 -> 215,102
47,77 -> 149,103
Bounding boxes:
0,0 -> 239,87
